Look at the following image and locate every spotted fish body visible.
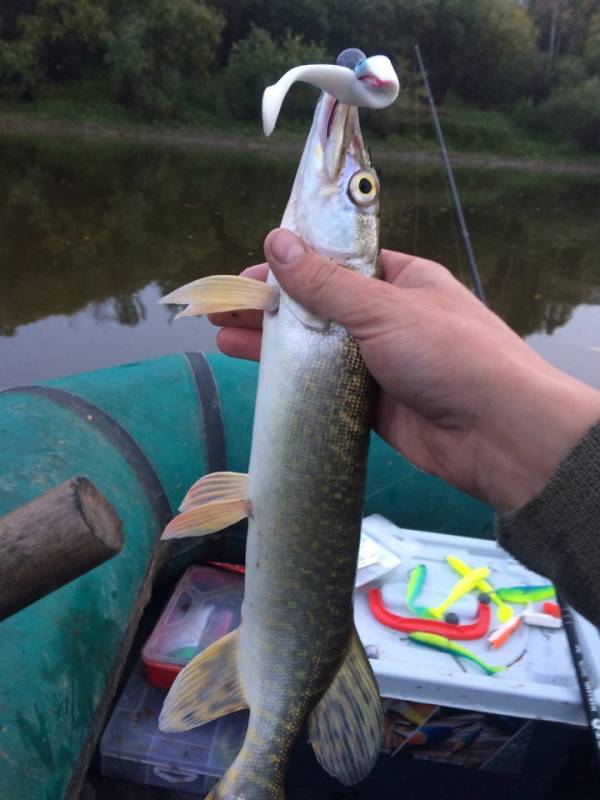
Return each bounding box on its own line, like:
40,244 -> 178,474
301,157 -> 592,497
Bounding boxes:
159,82 -> 388,799
230,93 -> 381,799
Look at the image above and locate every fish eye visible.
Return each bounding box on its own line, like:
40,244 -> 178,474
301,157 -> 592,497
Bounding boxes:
349,170 -> 378,206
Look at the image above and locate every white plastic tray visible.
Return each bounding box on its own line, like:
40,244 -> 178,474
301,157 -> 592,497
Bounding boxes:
354,514 -> 600,726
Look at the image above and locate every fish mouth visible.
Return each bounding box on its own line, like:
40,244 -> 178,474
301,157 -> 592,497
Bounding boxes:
320,95 -> 369,180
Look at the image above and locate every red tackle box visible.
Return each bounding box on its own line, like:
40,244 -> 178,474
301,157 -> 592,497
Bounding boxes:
141,565 -> 244,689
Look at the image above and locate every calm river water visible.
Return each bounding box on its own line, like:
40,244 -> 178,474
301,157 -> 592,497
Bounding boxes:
1,133 -> 600,389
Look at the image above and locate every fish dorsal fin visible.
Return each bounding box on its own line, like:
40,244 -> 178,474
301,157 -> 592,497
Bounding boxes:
308,627 -> 383,786
159,629 -> 247,732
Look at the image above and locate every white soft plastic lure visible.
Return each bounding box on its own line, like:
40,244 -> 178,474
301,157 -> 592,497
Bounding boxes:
262,52 -> 399,136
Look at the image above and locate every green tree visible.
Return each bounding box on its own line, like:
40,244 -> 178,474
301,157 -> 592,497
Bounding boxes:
253,0 -> 331,48
0,36 -> 39,97
525,0 -> 600,74
583,11 -> 600,74
203,0 -> 260,65
553,54 -> 588,87
456,0 -> 542,106
18,0 -> 108,81
223,26 -> 329,121
538,76 -> 600,149
105,0 -> 223,119
0,1 -> 37,40
0,0 -> 108,96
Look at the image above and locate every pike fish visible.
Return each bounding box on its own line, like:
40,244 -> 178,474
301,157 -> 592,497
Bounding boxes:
158,54 -> 398,800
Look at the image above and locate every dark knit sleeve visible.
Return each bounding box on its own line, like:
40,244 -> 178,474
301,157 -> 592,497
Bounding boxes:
495,421 -> 600,627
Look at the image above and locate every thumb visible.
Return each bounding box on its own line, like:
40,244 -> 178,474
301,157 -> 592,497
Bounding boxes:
264,228 -> 384,332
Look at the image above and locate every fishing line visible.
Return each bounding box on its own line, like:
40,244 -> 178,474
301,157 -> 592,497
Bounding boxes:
364,472 -> 411,503
414,44 -> 485,304
412,54 -> 421,257
440,147 -> 467,285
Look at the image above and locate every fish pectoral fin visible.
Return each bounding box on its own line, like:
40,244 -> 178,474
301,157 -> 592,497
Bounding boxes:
179,471 -> 249,512
163,471 -> 250,539
160,275 -> 279,317
161,498 -> 249,539
308,627 -> 383,786
159,629 -> 247,732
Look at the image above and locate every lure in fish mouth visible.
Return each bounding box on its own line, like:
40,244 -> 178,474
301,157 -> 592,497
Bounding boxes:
158,50 -> 399,800
262,48 -> 399,136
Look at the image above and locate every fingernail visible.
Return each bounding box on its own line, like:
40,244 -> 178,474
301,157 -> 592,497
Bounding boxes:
269,229 -> 306,265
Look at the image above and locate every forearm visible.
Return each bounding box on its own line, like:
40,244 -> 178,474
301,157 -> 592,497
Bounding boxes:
476,359 -> 600,513
496,420 -> 600,626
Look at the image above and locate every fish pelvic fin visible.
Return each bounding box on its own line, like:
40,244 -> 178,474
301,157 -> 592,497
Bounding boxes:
160,275 -> 279,317
160,632 -> 287,799
162,471 -> 250,539
308,626 -> 383,786
159,629 -> 247,732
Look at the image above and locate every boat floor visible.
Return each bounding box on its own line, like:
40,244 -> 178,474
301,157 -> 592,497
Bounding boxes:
81,776 -> 328,800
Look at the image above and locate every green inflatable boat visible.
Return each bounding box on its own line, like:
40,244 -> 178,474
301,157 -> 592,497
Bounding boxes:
0,352 -> 493,800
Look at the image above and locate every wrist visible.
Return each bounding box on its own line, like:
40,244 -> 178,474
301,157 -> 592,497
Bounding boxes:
477,363 -> 600,512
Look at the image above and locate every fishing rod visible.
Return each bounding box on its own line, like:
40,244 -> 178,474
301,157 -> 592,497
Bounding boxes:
415,44 -> 600,763
558,594 -> 600,766
415,42 -> 600,766
414,44 -> 485,304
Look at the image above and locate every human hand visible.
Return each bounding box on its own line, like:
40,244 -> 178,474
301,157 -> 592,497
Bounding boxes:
210,228 -> 600,512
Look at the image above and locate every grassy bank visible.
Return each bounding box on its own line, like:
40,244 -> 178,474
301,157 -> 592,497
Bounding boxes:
1,88 -> 600,176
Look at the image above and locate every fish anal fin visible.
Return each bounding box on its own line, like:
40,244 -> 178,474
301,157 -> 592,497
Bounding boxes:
159,630 -> 247,732
179,471 -> 249,512
160,275 -> 279,317
309,627 -> 383,786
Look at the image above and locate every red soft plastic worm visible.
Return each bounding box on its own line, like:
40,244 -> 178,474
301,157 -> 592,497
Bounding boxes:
368,588 -> 490,640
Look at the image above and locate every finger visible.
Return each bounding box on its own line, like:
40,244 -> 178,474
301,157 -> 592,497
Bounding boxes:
208,263 -> 269,328
240,263 -> 269,281
264,228 -> 392,335
380,249 -> 454,289
217,327 -> 262,362
379,249 -> 419,283
208,309 -> 264,330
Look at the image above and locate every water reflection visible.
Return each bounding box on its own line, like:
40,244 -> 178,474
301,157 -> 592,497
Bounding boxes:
1,133 -> 600,388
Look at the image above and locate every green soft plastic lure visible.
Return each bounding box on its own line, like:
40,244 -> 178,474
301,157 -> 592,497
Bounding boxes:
405,564 -> 434,619
497,585 -> 556,604
408,632 -> 506,676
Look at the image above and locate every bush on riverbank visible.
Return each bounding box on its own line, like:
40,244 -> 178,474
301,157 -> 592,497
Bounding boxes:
104,0 -> 223,119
